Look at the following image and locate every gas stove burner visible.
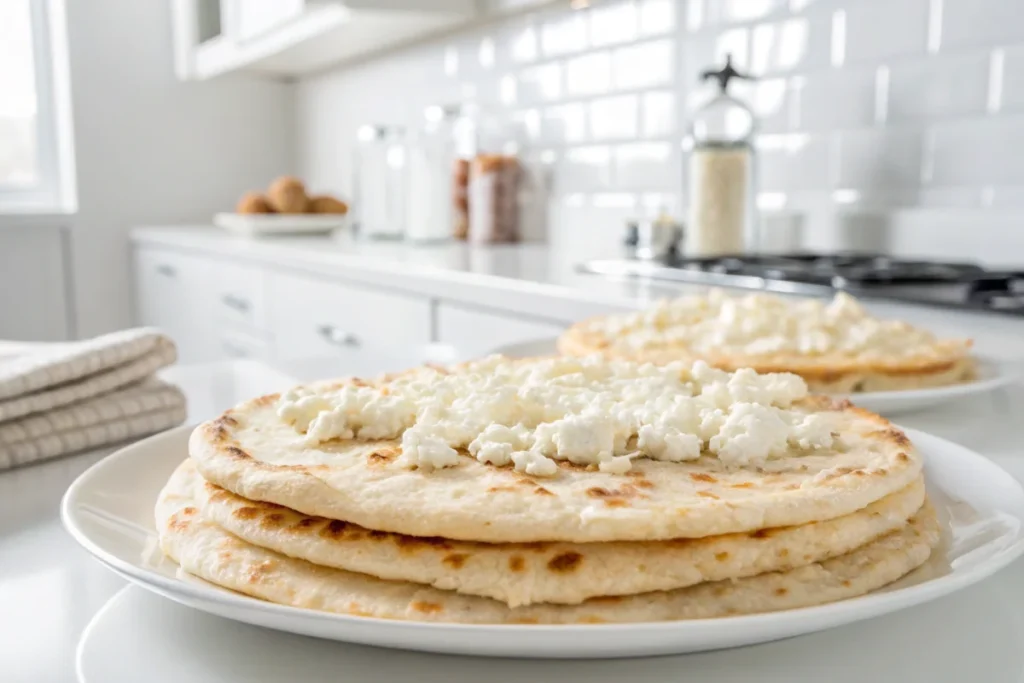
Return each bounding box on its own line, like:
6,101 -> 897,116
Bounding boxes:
673,253 -> 986,286
966,273 -> 1024,311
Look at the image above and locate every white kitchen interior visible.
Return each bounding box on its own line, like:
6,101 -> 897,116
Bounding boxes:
4,0 -> 1024,681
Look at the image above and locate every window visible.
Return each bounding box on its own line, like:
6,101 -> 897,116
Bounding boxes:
0,0 -> 73,212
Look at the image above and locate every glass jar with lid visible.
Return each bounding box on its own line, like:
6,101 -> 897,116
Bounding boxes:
353,124 -> 408,240
684,55 -> 758,257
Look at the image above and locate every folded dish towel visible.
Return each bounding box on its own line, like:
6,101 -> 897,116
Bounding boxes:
0,328 -> 186,470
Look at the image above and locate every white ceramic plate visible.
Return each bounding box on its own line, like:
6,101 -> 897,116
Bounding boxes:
489,338 -> 1015,416
62,424 -> 1024,659
214,213 -> 346,237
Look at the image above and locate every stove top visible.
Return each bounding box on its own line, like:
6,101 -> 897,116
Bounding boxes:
577,252 -> 1024,316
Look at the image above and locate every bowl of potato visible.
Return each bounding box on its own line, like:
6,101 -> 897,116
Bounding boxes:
215,177 -> 350,237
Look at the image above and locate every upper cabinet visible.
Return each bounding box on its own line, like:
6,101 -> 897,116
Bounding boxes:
170,0 -> 479,81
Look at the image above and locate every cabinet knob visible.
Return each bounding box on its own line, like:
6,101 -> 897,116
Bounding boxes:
316,324 -> 360,348
156,264 -> 177,278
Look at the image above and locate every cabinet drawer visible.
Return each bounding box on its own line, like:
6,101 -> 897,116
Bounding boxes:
213,262 -> 269,333
134,247 -> 218,363
437,302 -> 566,358
218,330 -> 272,361
268,272 -> 432,361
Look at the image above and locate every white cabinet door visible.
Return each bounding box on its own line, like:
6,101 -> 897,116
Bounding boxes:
267,271 -> 432,366
133,248 -> 219,363
436,302 -> 566,358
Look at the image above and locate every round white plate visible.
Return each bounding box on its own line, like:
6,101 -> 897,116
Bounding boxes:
62,425 -> 1024,659
214,213 -> 347,237
489,338 -> 1015,416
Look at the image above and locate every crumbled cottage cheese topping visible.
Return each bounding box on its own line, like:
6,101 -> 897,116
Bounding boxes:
587,290 -> 941,358
277,356 -> 837,477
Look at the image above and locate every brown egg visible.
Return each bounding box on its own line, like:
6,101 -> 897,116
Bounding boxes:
267,176 -> 309,214
308,195 -> 349,215
236,192 -> 274,214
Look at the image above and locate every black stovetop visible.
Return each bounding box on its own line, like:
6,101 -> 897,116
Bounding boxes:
579,253 -> 1024,316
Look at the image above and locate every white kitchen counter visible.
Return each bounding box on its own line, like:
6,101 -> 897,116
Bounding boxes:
3,355 -> 1024,682
131,225 -> 1024,358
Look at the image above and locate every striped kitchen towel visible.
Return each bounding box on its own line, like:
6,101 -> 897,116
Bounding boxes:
0,328 -> 185,470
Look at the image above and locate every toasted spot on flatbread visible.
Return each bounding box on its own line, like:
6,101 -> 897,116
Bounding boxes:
233,506 -> 261,521
548,552 -> 583,573
443,553 -> 469,569
410,601 -> 443,614
260,513 -> 286,529
508,556 -> 525,572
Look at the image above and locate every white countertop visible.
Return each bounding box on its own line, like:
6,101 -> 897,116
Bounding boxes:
3,354 -> 1024,682
130,226 -> 1024,351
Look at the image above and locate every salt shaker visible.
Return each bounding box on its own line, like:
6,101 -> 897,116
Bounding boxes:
685,55 -> 758,257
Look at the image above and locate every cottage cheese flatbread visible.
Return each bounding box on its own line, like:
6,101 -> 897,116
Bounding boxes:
190,357 -> 923,543
187,459 -> 925,606
157,463 -> 939,624
558,291 -> 974,393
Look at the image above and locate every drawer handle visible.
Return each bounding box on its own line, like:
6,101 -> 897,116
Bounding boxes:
156,264 -> 177,278
221,294 -> 251,313
222,340 -> 250,358
316,324 -> 360,348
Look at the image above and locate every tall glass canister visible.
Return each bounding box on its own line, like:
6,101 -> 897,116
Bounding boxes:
407,105 -> 463,243
353,124 -> 408,240
684,56 -> 758,257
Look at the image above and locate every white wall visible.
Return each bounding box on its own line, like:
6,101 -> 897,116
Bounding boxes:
297,0 -> 1024,265
62,0 -> 296,337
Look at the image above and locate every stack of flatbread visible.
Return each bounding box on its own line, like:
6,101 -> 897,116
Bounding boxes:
157,358 -> 939,624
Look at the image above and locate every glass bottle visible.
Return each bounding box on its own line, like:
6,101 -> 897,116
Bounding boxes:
353,124 -> 407,240
406,105 -> 463,243
684,55 -> 758,257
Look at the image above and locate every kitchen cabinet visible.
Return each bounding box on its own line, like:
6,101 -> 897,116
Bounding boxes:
266,271 -> 433,362
170,0 -> 477,81
133,248 -> 220,363
131,240 -> 574,368
437,301 -> 564,357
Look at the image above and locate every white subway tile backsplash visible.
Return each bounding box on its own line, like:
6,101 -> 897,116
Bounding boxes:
841,0 -> 929,64
542,103 -> 588,144
639,0 -> 676,35
835,129 -> 923,190
541,11 -> 589,57
749,14 -> 832,76
557,146 -> 613,191
756,133 -> 831,191
565,52 -> 612,96
715,0 -> 789,24
301,0 -> 1024,264
517,63 -> 563,103
642,91 -> 677,136
589,1 -> 639,47
794,68 -> 876,131
928,116 -> 1024,185
590,95 -> 640,139
504,22 -> 539,64
613,40 -> 675,89
940,0 -> 1024,51
614,142 -> 678,189
886,53 -> 990,121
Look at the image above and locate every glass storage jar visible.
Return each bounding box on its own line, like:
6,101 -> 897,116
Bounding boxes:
684,55 -> 758,257
353,124 -> 408,240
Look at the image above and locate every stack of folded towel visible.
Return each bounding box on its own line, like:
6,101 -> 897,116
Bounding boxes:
0,328 -> 186,470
